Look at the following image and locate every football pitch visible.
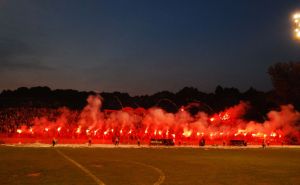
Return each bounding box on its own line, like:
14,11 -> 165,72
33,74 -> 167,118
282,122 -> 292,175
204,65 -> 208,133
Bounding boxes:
1,146 -> 300,185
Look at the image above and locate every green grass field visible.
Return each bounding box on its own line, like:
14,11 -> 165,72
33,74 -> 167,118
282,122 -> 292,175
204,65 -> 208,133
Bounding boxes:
1,146 -> 300,185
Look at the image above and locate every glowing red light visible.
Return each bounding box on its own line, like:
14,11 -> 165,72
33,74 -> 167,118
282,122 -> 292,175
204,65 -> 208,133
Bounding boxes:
16,129 -> 22,134
76,127 -> 81,134
219,112 -> 230,121
5,95 -> 292,146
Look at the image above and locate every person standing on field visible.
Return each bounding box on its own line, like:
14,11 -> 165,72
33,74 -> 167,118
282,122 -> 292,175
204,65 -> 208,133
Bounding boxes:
52,138 -> 57,147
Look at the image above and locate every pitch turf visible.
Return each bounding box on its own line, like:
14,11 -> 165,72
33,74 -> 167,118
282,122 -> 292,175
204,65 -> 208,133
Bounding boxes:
1,146 -> 300,185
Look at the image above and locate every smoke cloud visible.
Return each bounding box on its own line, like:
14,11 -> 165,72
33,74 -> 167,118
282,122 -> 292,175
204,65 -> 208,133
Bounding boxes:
16,95 -> 300,144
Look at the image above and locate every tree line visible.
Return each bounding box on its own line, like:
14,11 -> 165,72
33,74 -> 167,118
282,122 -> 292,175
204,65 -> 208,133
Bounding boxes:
0,62 -> 299,122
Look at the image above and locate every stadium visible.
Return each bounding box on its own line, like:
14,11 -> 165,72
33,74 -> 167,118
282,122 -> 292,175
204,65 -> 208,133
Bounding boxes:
1,94 -> 300,185
0,94 -> 298,146
1,1 -> 300,185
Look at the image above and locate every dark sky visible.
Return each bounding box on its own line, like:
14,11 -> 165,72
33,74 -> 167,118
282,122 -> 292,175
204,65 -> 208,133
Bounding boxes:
0,0 -> 300,95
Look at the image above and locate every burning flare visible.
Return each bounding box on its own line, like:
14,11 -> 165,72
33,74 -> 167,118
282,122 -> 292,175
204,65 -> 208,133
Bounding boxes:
8,95 -> 300,145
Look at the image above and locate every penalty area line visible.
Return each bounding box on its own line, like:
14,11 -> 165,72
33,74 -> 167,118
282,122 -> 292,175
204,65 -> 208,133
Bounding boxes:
55,149 -> 105,185
93,158 -> 165,185
128,161 -> 165,185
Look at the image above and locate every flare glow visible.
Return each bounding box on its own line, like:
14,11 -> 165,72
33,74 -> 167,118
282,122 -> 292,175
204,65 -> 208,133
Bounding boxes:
2,95 -> 300,145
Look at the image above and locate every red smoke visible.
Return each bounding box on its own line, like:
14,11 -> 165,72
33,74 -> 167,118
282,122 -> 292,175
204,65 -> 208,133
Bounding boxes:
6,95 -> 300,145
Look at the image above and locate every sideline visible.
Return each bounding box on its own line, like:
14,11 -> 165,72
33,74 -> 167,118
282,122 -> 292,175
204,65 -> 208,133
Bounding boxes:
3,143 -> 300,149
55,149 -> 105,185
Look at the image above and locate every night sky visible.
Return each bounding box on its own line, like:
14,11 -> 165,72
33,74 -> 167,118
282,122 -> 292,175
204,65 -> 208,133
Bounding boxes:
0,0 -> 300,95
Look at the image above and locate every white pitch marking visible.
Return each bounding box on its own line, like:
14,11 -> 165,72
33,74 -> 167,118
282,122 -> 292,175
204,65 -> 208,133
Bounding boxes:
55,149 -> 105,185
94,158 -> 166,185
124,161 -> 166,185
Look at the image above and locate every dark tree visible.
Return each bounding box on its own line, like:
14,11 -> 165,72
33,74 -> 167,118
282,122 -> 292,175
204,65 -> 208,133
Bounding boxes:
268,62 -> 300,109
